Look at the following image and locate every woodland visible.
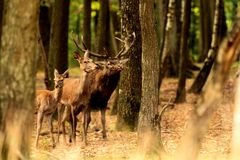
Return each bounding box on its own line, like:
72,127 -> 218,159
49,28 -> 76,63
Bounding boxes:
0,0 -> 240,160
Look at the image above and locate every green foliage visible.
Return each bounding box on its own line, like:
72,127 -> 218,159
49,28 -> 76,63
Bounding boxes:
68,0 -> 120,67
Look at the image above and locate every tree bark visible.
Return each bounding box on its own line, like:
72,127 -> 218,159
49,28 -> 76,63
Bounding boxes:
138,0 -> 162,157
83,0 -> 91,50
175,0 -> 191,103
116,0 -> 142,131
0,0 -> 39,159
48,0 -> 69,89
176,7 -> 240,160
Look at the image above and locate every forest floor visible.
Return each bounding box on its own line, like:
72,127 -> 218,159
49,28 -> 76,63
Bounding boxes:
31,68 -> 237,160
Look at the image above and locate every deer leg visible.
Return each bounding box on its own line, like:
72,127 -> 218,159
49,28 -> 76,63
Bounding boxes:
86,111 -> 91,133
70,105 -> 76,144
82,109 -> 91,145
101,109 -> 107,139
58,104 -> 67,144
35,111 -> 44,148
48,114 -> 55,148
57,104 -> 62,143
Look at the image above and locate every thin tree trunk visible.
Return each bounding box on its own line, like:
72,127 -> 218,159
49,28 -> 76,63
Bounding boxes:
96,0 -> 110,54
168,0 -> 181,76
0,0 -> 39,159
55,0 -> 69,75
159,0 -> 176,89
138,0 -> 162,157
48,0 -> 69,89
198,0 -> 215,62
175,0 -> 191,103
39,4 -> 51,89
0,0 -> 3,45
83,0 -> 91,49
177,10 -> 240,160
116,0 -> 142,131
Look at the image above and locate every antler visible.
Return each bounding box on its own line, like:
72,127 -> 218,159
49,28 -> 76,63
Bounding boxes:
115,32 -> 136,58
71,32 -> 108,59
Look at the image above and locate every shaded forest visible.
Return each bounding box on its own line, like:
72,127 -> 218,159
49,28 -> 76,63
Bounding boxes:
0,0 -> 240,159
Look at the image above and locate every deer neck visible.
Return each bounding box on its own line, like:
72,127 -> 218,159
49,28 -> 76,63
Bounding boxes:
54,87 -> 63,103
78,71 -> 88,94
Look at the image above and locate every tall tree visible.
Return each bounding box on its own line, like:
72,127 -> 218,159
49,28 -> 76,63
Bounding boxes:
116,0 -> 142,131
138,0 -> 162,157
96,0 -> 111,54
168,0 -> 181,76
0,0 -> 39,159
198,0 -> 215,62
0,0 -> 4,44
175,0 -> 191,103
83,0 -> 91,49
39,1 -> 51,89
48,0 -> 69,89
189,0 -> 226,93
159,0 -> 176,88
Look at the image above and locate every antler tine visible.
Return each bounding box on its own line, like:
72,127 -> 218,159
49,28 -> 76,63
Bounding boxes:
71,32 -> 86,53
88,50 -> 109,59
115,32 -> 136,58
81,36 -> 88,50
71,32 -> 109,59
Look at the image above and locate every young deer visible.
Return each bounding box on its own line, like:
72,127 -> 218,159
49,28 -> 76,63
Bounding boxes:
35,69 -> 68,148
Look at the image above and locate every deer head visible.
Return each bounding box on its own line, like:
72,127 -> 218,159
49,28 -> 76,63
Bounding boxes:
54,69 -> 68,89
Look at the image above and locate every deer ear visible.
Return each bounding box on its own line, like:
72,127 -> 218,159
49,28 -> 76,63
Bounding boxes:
120,58 -> 129,65
73,51 -> 81,60
54,69 -> 59,77
62,69 -> 69,78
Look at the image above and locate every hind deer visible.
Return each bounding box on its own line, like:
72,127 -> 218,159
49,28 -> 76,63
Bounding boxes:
35,69 -> 68,148
57,48 -> 100,144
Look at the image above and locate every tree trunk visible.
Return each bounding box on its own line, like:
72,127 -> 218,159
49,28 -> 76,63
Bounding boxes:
96,0 -> 111,54
39,3 -> 51,89
138,0 -> 162,157
167,0 -> 181,77
0,0 -> 3,44
159,0 -> 176,88
55,0 -> 69,75
176,5 -> 240,159
116,0 -> 142,131
198,0 -> 215,62
189,0 -> 225,93
157,0 -> 169,55
175,0 -> 191,103
48,0 -> 69,89
0,0 -> 39,159
83,0 -> 91,50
